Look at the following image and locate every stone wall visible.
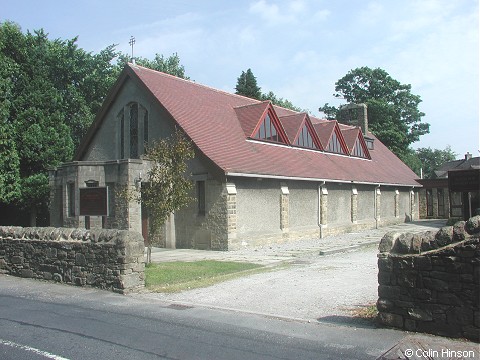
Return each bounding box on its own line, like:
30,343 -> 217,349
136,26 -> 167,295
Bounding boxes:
377,216 -> 480,341
0,226 -> 145,293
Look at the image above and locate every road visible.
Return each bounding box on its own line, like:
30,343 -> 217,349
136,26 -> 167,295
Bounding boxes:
0,275 -> 406,360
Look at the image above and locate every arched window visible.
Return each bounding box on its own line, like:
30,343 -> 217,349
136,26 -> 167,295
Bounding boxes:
117,102 -> 149,159
130,103 -> 139,158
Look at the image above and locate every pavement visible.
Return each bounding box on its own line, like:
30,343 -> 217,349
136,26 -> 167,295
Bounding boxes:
147,219 -> 447,265
137,219 -> 480,357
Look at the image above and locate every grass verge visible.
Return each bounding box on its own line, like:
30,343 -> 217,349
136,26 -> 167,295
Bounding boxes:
348,303 -> 379,321
145,260 -> 269,293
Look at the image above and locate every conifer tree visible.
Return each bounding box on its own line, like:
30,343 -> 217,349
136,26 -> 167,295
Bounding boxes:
235,68 -> 262,100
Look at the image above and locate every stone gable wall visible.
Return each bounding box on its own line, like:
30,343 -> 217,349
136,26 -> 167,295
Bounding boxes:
377,216 -> 480,341
0,227 -> 145,293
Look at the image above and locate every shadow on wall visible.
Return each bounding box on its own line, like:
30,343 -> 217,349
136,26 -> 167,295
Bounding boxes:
377,215 -> 480,342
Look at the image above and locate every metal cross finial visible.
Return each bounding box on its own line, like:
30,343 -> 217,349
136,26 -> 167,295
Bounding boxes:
129,36 -> 136,61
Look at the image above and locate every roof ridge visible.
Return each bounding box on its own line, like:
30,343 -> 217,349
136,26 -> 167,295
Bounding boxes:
278,112 -> 307,119
128,63 -> 263,104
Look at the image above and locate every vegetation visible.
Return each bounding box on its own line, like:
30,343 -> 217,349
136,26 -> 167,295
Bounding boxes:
235,68 -> 305,112
117,52 -> 188,79
235,68 -> 262,100
415,146 -> 457,179
145,260 -> 264,293
0,21 -> 189,225
319,67 -> 431,170
119,130 -> 195,262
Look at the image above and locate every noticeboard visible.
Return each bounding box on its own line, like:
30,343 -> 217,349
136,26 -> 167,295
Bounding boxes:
79,187 -> 109,216
448,169 -> 480,192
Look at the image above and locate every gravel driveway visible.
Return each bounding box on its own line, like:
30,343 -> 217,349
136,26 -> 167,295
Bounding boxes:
136,221 -> 446,323
138,245 -> 380,323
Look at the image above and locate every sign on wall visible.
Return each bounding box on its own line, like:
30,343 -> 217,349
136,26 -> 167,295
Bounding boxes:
79,187 -> 109,216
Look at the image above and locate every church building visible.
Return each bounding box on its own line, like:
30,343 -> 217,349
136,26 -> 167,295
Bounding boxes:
49,64 -> 421,250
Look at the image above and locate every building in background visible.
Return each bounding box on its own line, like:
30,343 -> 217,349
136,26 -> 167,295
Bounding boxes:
418,153 -> 480,220
49,64 -> 421,250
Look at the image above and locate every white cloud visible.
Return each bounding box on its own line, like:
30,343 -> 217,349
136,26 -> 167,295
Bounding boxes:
249,0 -> 307,25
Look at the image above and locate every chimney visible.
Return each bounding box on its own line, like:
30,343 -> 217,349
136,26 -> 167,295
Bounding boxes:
465,152 -> 472,160
338,103 -> 368,135
338,103 -> 374,150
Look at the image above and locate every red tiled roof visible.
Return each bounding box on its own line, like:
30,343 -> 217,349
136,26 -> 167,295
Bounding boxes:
278,113 -> 305,143
341,127 -> 371,159
79,64 -> 420,187
313,121 -> 336,148
234,101 -> 270,137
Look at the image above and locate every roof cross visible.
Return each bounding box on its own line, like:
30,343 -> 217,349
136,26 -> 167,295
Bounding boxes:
129,36 -> 136,61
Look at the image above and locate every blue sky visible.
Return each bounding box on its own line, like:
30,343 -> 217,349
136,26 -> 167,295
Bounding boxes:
3,0 -> 479,158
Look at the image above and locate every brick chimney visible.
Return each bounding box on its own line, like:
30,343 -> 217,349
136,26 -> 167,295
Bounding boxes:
465,152 -> 472,160
337,103 -> 368,135
337,103 -> 374,150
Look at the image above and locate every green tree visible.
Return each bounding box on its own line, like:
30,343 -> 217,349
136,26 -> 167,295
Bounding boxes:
117,52 -> 189,79
235,69 -> 305,111
235,68 -> 262,99
319,67 -> 430,165
0,21 -> 119,224
261,91 -> 306,112
120,129 -> 195,262
416,146 -> 457,179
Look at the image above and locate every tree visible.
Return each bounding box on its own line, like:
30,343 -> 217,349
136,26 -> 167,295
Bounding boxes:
319,67 -> 430,164
235,68 -> 262,99
0,21 -> 119,224
120,129 -> 194,262
117,52 -> 189,79
260,91 -> 306,112
235,69 -> 306,112
415,146 -> 457,179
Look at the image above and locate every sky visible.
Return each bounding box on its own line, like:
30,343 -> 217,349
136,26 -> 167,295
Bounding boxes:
3,0 -> 479,158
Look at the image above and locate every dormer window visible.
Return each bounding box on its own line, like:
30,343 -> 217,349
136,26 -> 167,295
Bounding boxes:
327,131 -> 346,154
294,123 -> 319,149
352,138 -> 366,157
252,110 -> 288,144
254,114 -> 279,141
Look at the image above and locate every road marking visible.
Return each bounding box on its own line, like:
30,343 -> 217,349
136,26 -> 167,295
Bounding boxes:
0,338 -> 70,360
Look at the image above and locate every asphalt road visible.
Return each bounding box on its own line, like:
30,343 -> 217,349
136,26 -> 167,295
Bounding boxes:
0,275 -> 407,360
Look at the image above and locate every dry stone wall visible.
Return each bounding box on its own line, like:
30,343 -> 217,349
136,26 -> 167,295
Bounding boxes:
0,226 -> 145,293
377,216 -> 480,342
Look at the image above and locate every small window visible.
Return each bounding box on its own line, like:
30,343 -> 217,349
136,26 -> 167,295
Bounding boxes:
437,188 -> 445,217
130,103 -> 139,158
294,124 -> 317,149
254,114 -> 282,143
327,131 -> 345,154
426,189 -> 433,217
67,182 -> 75,217
352,138 -> 366,157
144,109 -> 149,148
118,110 -> 125,159
197,181 -> 206,215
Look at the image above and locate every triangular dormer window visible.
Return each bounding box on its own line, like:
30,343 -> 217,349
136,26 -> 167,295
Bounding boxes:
352,138 -> 366,157
327,130 -> 346,154
252,110 -> 287,144
295,123 -> 318,149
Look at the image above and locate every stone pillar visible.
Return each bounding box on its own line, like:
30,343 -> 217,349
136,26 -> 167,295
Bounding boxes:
351,187 -> 358,223
432,187 -> 439,218
410,190 -> 416,221
226,183 -> 237,239
395,190 -> 400,218
318,184 -> 328,238
280,183 -> 289,232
